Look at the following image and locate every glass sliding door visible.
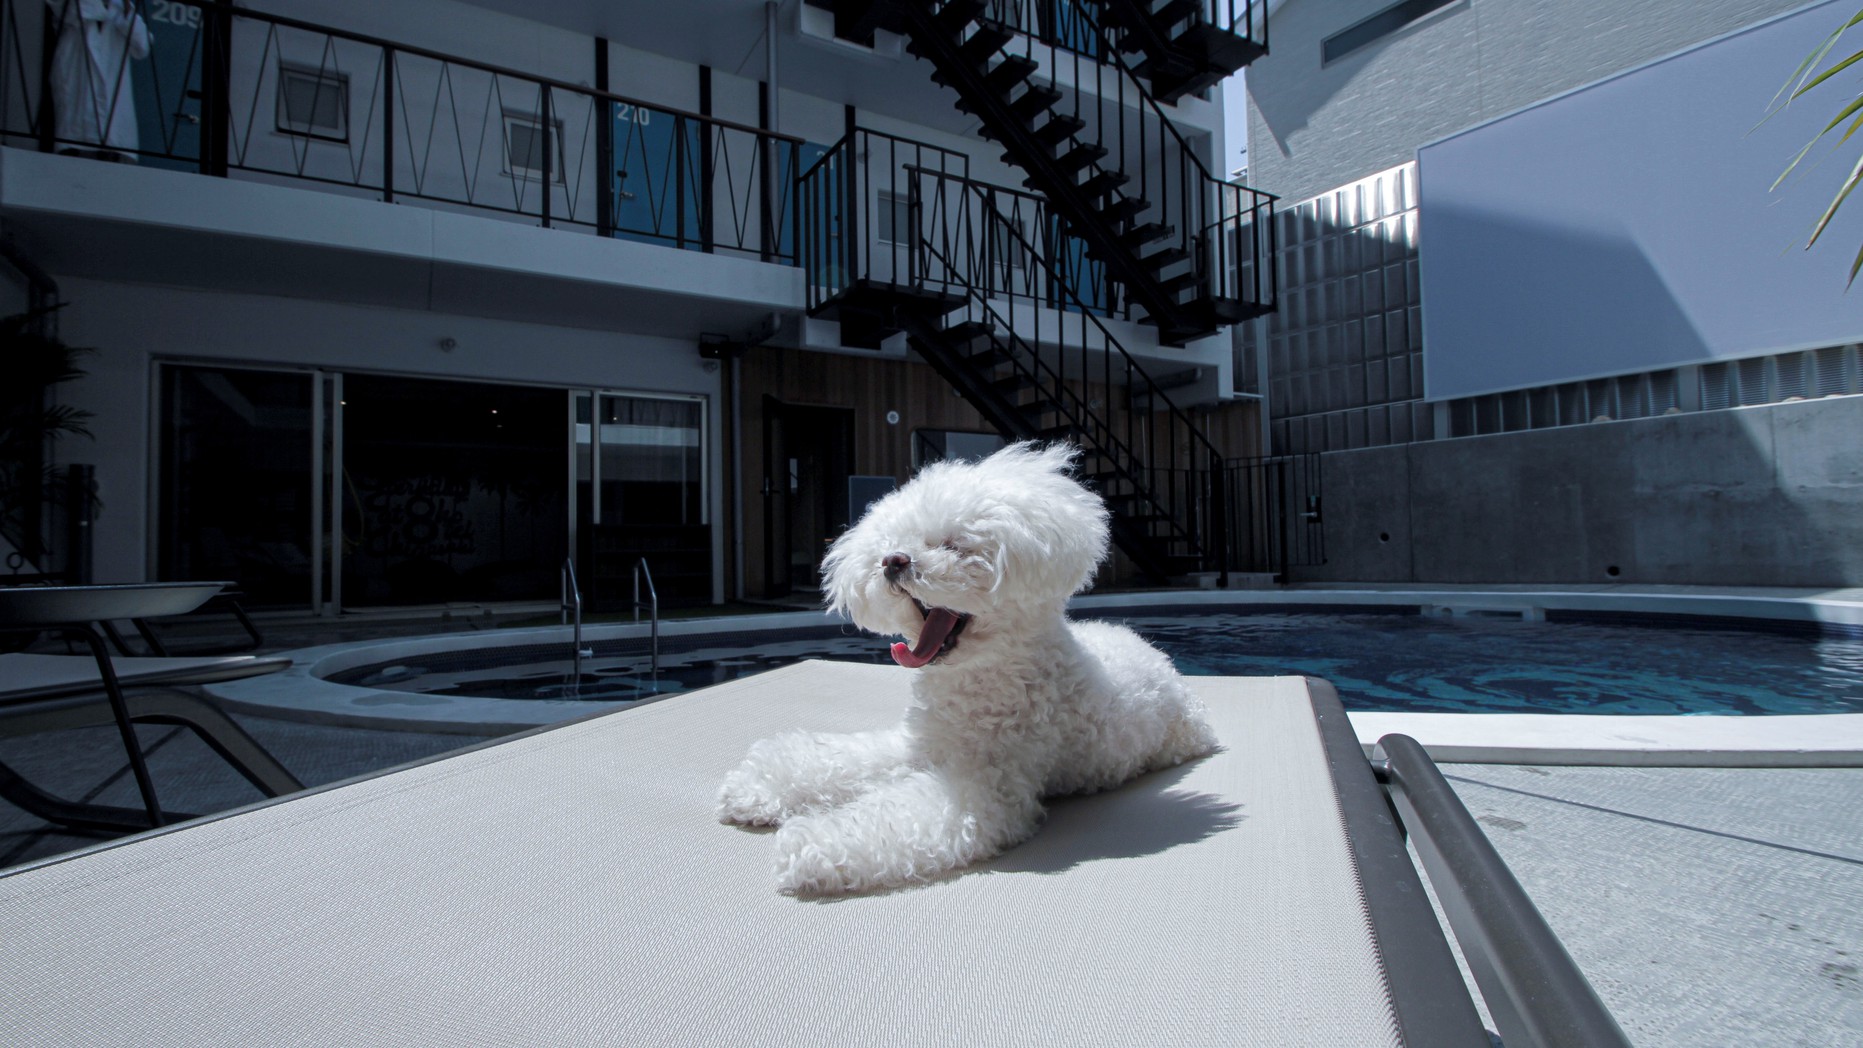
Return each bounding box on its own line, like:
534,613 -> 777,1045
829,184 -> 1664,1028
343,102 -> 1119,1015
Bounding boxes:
157,365 -> 316,606
158,368 -> 698,611
575,392 -> 709,607
340,375 -> 566,606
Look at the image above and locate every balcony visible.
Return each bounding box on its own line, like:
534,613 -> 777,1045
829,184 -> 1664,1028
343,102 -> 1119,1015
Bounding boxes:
0,0 -> 805,334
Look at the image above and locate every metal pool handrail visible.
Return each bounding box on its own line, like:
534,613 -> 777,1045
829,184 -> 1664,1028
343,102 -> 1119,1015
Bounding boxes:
561,559 -> 592,681
633,559 -> 660,675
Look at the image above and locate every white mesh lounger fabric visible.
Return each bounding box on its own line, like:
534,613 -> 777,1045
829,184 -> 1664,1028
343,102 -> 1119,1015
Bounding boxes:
0,662 -> 1478,1046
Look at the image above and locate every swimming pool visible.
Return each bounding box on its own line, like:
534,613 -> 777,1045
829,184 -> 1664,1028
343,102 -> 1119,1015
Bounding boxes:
325,609 -> 1863,716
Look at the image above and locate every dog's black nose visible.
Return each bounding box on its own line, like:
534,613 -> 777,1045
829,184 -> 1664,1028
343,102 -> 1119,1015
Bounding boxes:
881,551 -> 911,580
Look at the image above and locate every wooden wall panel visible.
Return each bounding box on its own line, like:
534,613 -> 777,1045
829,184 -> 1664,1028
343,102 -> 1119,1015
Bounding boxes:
727,348 -> 1261,599
736,348 -> 992,598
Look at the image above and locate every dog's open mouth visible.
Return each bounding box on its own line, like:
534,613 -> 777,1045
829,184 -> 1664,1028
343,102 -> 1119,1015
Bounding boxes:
891,598 -> 971,669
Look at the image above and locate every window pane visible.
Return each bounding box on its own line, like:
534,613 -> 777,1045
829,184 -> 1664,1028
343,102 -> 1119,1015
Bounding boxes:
159,366 -> 314,606
508,121 -> 542,172
341,376 -> 567,605
596,395 -> 702,526
281,71 -> 345,134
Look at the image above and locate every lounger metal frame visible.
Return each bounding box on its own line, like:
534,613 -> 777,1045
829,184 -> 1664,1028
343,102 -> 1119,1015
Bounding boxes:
1309,678 -> 1632,1048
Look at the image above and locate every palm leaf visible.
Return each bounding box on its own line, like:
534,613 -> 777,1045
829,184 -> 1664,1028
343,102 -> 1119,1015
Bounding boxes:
1773,8 -> 1863,287
1766,9 -> 1863,110
1807,152 -> 1863,247
1791,42 -> 1863,99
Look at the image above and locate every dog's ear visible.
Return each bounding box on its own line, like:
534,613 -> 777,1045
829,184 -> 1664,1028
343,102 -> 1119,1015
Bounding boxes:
980,444 -> 1110,601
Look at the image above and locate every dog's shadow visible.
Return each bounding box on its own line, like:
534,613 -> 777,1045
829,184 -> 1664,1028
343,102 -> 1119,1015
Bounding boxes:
983,761 -> 1246,877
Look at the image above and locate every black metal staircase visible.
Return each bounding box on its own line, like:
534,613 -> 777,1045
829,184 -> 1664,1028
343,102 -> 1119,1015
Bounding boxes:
1100,0 -> 1268,104
843,0 -> 1274,345
797,0 -> 1286,579
799,130 -> 1246,579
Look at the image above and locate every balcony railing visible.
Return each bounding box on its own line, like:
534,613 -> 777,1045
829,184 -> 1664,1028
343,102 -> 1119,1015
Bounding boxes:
0,0 -> 804,262
983,0 -> 1268,71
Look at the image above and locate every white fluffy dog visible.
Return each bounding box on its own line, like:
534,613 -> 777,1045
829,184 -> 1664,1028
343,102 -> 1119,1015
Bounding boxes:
717,442 -> 1218,895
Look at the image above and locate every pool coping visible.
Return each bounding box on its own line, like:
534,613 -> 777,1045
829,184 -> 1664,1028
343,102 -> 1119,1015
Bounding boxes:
205,587 -> 1863,766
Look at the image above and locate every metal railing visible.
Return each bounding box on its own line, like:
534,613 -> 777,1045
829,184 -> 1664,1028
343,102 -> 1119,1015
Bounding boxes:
632,557 -> 659,675
910,0 -> 1278,331
1217,453 -> 1324,575
798,126 -> 971,313
983,0 -> 1268,70
794,119 -> 1295,576
889,157 -> 1240,575
0,0 -> 805,262
800,125 -> 1123,318
561,557 -> 591,680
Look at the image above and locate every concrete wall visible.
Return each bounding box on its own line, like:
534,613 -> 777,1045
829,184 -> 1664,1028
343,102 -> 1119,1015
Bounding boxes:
1248,0 -> 1807,203
1297,395 -> 1863,587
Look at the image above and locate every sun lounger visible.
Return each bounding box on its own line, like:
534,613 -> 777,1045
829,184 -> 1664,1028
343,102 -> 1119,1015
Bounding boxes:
0,662 -> 1626,1047
0,583 -> 301,833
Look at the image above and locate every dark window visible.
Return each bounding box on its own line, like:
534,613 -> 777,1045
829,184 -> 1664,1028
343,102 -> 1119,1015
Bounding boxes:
159,366 -> 315,606
877,190 -> 913,245
504,112 -> 565,183
276,65 -> 348,140
912,430 -> 1004,469
1322,0 -> 1459,64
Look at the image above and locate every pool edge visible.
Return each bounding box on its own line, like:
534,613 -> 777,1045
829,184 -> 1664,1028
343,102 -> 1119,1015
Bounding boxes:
207,588 -> 1863,765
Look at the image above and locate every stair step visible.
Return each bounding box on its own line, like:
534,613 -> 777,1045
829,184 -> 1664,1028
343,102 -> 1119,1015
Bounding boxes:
1121,221 -> 1174,249
1031,113 -> 1086,146
1101,196 -> 1151,224
941,319 -> 996,344
1054,141 -> 1109,173
968,342 -> 1014,368
1009,85 -> 1063,120
959,22 -> 1014,64
933,0 -> 990,35
1139,245 -> 1190,272
983,55 -> 1039,94
1158,270 -> 1202,299
991,372 -> 1036,396
1154,0 -> 1199,30
1078,170 -> 1130,198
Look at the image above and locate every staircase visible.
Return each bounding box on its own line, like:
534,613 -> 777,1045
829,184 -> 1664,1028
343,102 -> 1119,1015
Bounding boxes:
903,309 -> 1224,580
843,0 -> 1274,345
797,0 -> 1282,579
1100,0 -> 1268,104
799,133 -> 1238,579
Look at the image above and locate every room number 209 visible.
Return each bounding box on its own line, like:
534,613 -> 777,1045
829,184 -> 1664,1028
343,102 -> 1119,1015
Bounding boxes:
147,1 -> 204,29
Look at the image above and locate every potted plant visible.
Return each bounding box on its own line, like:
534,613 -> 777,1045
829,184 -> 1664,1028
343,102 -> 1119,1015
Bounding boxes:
0,304 -> 94,577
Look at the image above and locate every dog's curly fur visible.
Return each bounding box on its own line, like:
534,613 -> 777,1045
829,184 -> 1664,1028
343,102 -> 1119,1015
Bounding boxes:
717,442 -> 1219,895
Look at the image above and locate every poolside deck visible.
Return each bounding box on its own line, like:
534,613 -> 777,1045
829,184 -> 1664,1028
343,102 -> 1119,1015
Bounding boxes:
2,593 -> 1860,1044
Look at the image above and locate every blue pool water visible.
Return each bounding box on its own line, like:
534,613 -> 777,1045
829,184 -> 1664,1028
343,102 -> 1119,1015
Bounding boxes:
327,610 -> 1863,716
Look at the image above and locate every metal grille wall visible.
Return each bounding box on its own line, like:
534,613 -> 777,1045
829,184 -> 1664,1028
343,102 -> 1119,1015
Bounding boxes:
1443,344 -> 1863,437
1237,162 -> 1428,455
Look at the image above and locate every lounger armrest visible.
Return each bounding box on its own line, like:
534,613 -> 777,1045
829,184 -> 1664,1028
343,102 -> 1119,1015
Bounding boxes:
1374,733 -> 1632,1048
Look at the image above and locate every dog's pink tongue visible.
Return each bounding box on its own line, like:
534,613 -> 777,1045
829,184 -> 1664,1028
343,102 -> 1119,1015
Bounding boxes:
892,607 -> 961,668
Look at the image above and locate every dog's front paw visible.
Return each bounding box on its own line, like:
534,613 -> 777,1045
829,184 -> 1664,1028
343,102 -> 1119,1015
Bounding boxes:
716,762 -> 787,826
772,815 -> 864,896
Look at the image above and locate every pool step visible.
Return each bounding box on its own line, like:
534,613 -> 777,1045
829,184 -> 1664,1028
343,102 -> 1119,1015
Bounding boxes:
1421,604 -> 1547,622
